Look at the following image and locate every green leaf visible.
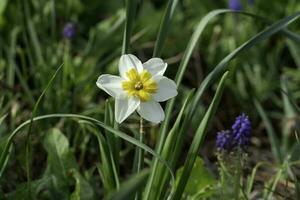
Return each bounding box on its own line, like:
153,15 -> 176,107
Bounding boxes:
0,0 -> 7,26
172,71 -> 229,200
107,169 -> 149,200
43,128 -> 77,193
153,0 -> 179,57
0,134 -> 12,178
43,128 -> 69,183
122,0 -> 138,54
254,99 -> 282,163
1,113 -> 175,191
70,169 -> 95,200
144,89 -> 195,199
6,176 -> 52,200
95,132 -> 119,193
175,157 -> 216,197
0,0 -> 7,15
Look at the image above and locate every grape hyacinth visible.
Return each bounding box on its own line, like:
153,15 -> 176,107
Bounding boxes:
216,130 -> 232,151
216,114 -> 251,152
232,113 -> 251,148
228,0 -> 242,11
63,23 -> 76,39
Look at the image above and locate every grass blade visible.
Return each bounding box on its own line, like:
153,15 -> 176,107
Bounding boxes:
122,0 -> 138,54
153,0 -> 179,57
0,64 -> 63,179
107,169 -> 149,200
95,132 -> 119,193
254,99 -> 282,163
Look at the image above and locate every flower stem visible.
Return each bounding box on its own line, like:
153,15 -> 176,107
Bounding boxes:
133,117 -> 145,200
138,118 -> 145,173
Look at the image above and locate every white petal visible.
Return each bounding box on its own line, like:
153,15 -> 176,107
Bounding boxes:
119,54 -> 143,78
96,75 -> 125,98
153,77 -> 178,102
115,97 -> 140,123
143,58 -> 167,76
137,100 -> 165,123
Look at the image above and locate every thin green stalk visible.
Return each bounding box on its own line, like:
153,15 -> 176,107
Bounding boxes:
138,118 -> 144,173
264,162 -> 287,199
246,162 -> 269,196
25,64 -> 63,197
134,117 -> 144,200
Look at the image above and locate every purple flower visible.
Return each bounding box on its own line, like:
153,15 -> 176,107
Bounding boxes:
228,0 -> 242,11
216,130 -> 232,151
232,113 -> 251,148
63,23 -> 76,39
216,114 -> 252,152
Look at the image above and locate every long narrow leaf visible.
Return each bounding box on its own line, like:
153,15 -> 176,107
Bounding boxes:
153,0 -> 179,57
122,0 -> 138,54
144,90 -> 194,199
254,99 -> 282,163
172,71 -> 229,199
107,169 -> 149,200
0,114 -> 175,186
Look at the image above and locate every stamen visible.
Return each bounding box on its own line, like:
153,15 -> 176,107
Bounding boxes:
134,81 -> 143,90
122,68 -> 157,102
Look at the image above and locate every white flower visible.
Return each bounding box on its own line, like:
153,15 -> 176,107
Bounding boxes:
96,54 -> 178,124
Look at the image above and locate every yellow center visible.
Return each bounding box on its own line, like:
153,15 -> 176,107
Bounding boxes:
122,68 -> 157,102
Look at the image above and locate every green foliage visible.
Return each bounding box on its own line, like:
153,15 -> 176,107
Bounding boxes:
107,169 -> 149,200
175,157 -> 216,199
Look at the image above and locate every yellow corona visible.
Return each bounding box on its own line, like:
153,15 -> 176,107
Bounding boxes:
122,68 -> 158,102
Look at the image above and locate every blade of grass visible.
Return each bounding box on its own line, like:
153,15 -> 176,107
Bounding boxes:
24,63 -> 63,197
254,99 -> 282,163
281,76 -> 298,154
22,0 -> 45,67
122,0 -> 138,54
95,131 -> 119,192
104,100 -> 120,190
153,0 -> 179,57
246,162 -> 270,196
107,169 -> 149,200
7,27 -> 20,88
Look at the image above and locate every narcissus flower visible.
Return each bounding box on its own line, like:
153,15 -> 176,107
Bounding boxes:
96,54 -> 177,123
